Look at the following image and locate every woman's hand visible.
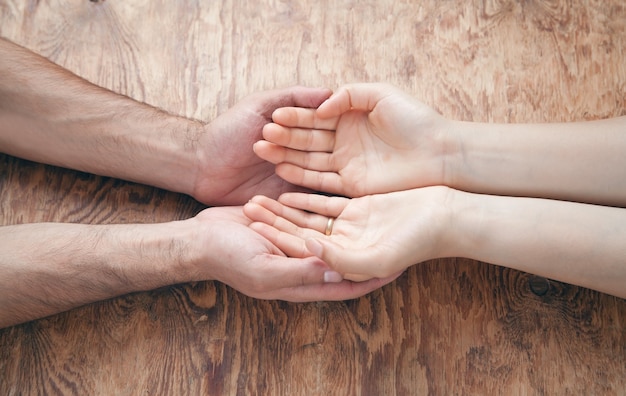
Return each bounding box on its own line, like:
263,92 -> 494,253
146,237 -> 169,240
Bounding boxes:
253,83 -> 453,197
187,206 -> 401,300
243,187 -> 453,282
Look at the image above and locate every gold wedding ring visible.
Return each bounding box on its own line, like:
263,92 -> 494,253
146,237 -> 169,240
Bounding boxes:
325,217 -> 335,236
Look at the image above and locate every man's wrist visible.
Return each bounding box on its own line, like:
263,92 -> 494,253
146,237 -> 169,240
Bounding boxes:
118,219 -> 207,289
148,114 -> 205,198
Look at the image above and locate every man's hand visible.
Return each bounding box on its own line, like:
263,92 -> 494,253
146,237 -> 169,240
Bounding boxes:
0,204 -> 398,328
191,87 -> 332,205
188,206 -> 399,301
0,39 -> 332,206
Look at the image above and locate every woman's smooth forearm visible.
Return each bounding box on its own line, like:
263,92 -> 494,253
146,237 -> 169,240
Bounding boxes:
446,190 -> 626,298
445,117 -> 626,206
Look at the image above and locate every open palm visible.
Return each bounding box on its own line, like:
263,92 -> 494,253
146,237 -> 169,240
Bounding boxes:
243,187 -> 451,282
190,206 -> 399,301
254,83 -> 451,197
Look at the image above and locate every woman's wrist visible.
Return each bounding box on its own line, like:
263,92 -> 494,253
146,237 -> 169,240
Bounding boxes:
401,186 -> 466,263
440,120 -> 480,192
437,187 -> 484,261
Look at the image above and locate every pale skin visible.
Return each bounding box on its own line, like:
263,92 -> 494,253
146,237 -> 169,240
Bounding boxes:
254,83 -> 626,206
0,39 -> 396,328
247,83 -> 626,298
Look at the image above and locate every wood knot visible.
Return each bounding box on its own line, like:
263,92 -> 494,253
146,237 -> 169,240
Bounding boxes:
528,275 -> 550,296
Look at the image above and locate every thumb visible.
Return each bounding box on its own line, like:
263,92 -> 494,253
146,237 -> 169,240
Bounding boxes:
305,237 -> 363,277
316,83 -> 395,119
305,237 -> 336,261
276,86 -> 333,109
306,238 -> 404,282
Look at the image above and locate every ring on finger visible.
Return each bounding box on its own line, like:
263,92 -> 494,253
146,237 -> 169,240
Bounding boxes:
325,217 -> 335,236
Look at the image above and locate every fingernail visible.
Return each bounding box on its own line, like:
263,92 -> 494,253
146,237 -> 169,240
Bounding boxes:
306,238 -> 323,257
324,271 -> 343,283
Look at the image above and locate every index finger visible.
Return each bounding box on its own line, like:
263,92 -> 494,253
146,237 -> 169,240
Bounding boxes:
272,107 -> 338,130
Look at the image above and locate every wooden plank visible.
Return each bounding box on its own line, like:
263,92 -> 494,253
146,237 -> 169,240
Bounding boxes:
1,0 -> 625,394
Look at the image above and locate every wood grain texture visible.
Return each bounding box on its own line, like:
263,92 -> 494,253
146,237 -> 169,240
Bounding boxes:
1,0 -> 625,394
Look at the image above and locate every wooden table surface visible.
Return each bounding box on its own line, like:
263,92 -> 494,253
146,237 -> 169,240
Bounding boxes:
1,1 -> 625,394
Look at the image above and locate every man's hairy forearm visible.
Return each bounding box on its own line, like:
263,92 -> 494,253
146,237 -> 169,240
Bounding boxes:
0,221 -> 197,328
0,38 -> 204,327
0,37 -> 202,196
